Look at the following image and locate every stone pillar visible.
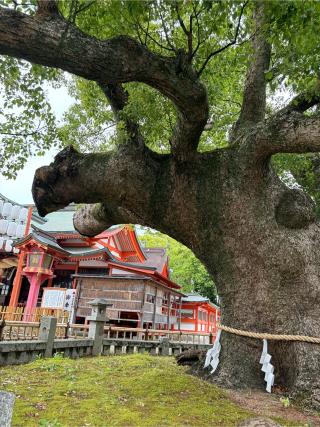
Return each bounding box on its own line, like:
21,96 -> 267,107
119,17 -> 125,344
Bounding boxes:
39,316 -> 57,358
0,391 -> 15,427
159,336 -> 170,356
87,298 -> 111,356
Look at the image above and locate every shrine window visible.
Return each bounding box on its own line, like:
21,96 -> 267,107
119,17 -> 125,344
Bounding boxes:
146,294 -> 155,304
52,270 -> 73,289
78,267 -> 109,276
181,309 -> 193,318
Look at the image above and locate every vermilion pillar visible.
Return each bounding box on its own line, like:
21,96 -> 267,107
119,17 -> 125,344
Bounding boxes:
23,273 -> 48,321
8,249 -> 25,307
195,306 -> 199,332
24,275 -> 41,317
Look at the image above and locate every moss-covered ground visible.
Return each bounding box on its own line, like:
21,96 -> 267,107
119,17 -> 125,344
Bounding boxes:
0,354 -> 310,426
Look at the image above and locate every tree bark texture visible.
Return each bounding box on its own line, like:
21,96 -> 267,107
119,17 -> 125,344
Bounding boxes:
0,2 -> 319,408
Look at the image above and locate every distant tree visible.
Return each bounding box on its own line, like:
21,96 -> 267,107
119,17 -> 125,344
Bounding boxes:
0,57 -> 58,178
139,229 -> 217,302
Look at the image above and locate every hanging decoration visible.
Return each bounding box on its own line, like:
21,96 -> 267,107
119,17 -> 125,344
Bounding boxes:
204,329 -> 221,373
260,338 -> 275,393
0,194 -> 29,253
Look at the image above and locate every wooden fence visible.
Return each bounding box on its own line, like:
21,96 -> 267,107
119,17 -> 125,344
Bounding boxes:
0,306 -> 69,324
0,321 -> 214,344
68,324 -> 215,344
0,320 -> 67,341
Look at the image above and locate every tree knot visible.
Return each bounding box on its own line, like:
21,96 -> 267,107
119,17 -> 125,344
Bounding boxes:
275,189 -> 316,229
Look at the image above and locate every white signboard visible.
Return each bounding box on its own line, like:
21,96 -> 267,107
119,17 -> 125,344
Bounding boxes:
64,289 -> 77,323
64,289 -> 77,311
41,288 -> 66,309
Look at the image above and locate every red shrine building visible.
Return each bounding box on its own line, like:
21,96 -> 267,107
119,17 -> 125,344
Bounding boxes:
0,196 -> 220,334
180,294 -> 220,334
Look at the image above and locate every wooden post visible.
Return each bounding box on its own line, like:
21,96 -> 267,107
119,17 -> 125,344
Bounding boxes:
23,275 -> 43,321
152,287 -> 158,329
145,324 -> 149,341
178,296 -> 182,331
72,262 -> 79,289
209,332 -> 214,345
195,306 -> 199,332
8,250 -> 25,309
140,288 -> 146,328
0,319 -> 5,341
167,292 -> 171,330
64,321 -> 70,339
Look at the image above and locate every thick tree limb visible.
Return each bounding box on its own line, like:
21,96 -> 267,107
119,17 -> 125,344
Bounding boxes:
72,203 -> 131,236
31,145 -> 162,234
232,1 -> 271,139
247,82 -> 320,159
0,5 -> 208,158
251,112 -> 320,158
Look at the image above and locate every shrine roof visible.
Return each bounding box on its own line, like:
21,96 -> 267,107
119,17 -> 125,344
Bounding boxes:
108,260 -> 181,291
36,210 -> 75,232
16,225 -> 115,259
63,246 -> 114,259
142,248 -> 168,273
14,226 -> 69,255
182,293 -> 209,303
182,293 -> 220,309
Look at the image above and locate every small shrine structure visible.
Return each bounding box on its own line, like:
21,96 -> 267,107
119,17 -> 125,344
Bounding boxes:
180,294 -> 220,334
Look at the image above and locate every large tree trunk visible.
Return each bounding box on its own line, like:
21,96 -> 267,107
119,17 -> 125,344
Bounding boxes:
194,151 -> 320,408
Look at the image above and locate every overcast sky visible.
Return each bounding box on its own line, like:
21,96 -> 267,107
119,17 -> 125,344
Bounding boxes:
0,86 -> 74,204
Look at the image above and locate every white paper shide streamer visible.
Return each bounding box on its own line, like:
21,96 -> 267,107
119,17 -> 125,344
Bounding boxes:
204,329 -> 221,373
260,338 -> 275,393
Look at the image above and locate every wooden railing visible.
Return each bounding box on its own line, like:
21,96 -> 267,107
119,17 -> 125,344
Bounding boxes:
67,324 -> 215,344
0,306 -> 69,324
0,320 -> 68,341
0,321 -> 40,341
68,324 -> 89,339
0,320 -> 215,344
104,326 -> 214,344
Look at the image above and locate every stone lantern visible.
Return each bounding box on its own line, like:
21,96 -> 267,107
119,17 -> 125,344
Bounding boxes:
88,298 -> 112,355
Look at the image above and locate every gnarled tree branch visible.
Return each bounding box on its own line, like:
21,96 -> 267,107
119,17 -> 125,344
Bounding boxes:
249,112 -> 320,159
0,5 -> 208,159
32,144 -> 164,234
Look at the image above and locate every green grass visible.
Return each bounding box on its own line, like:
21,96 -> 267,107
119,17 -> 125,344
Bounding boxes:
0,354 -> 302,427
